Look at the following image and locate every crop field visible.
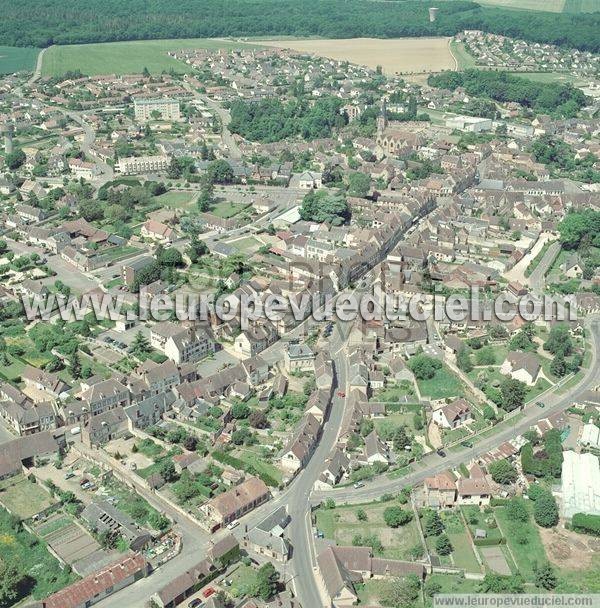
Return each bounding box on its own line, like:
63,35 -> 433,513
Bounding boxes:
42,38 -> 261,77
475,0 -> 567,11
0,46 -> 39,75
260,37 -> 455,74
563,0 -> 600,12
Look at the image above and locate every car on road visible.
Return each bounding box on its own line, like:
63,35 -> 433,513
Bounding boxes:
226,520 -> 239,530
461,441 -> 473,448
337,391 -> 346,398
353,482 -> 364,489
64,471 -> 75,480
202,587 -> 215,599
436,449 -> 447,458
188,599 -> 203,608
536,401 -> 545,408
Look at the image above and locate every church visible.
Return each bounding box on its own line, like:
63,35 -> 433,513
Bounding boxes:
375,101 -> 426,157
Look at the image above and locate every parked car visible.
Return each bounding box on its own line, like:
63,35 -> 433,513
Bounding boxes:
202,587 -> 215,599
536,401 -> 545,408
353,482 -> 364,489
188,599 -> 203,608
436,449 -> 447,458
226,520 -> 239,530
64,471 -> 75,480
337,391 -> 346,398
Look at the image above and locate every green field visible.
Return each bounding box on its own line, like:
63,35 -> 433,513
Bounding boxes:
155,190 -> 197,209
450,41 -> 477,70
0,46 -> 39,75
563,0 -> 600,12
417,364 -> 464,401
0,475 -> 57,520
42,38 -> 261,77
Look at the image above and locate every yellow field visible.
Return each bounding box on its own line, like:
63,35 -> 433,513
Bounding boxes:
260,37 -> 455,74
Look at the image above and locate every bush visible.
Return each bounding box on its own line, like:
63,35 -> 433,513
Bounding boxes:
383,506 -> 413,528
534,491 -> 559,528
572,513 -> 600,535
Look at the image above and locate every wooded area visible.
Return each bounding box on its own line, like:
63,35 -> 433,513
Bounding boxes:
1,0 -> 599,52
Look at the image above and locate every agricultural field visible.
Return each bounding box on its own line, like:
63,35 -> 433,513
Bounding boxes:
0,46 -> 39,75
260,37 -> 455,75
41,38 -> 261,77
449,40 -> 477,70
475,0 -> 567,11
563,0 -> 600,11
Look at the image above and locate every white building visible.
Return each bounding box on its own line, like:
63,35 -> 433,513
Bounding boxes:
134,98 -> 181,122
116,155 -> 170,175
561,450 -> 600,519
445,115 -> 493,133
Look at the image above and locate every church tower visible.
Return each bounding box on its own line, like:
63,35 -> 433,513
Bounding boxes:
376,99 -> 388,135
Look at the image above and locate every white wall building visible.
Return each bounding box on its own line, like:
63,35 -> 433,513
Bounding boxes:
561,450 -> 600,519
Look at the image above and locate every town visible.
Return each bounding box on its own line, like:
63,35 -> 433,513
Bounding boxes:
0,23 -> 598,608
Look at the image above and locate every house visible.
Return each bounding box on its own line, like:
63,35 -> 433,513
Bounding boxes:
141,219 -> 175,244
305,389 -> 330,423
362,429 -> 390,465
21,365 -> 70,399
280,413 -> 321,475
80,378 -> 130,416
150,321 -> 215,364
298,171 -> 322,189
244,506 -> 291,562
152,560 -> 215,608
424,472 -> 457,508
320,449 -> 350,486
284,342 -> 315,372
500,351 -> 541,386
457,477 -> 491,506
432,399 -> 472,429
34,554 -> 149,608
562,254 -> 583,279
81,500 -> 152,551
315,352 -> 334,389
124,392 -> 175,430
122,256 -> 156,288
81,406 -> 129,446
201,476 -> 270,529
234,323 -> 277,358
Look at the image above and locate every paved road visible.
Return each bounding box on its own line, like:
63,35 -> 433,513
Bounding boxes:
184,82 -> 242,159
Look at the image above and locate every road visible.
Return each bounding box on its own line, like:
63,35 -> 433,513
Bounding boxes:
529,240 -> 561,293
184,82 -> 242,159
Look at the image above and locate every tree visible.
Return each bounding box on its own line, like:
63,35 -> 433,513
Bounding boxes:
356,508 -> 368,521
407,354 -> 442,380
534,491 -> 559,528
197,179 -> 214,212
500,377 -> 527,412
231,402 -> 250,419
159,460 -> 177,482
475,346 -> 496,366
480,573 -> 524,593
347,171 -> 371,197
544,323 -> 573,357
422,510 -> 444,537
131,331 -> 151,356
255,562 -> 279,600
383,506 -> 413,528
158,247 -> 184,268
248,410 -> 268,429
424,579 -> 442,597
0,560 -> 24,605
435,533 -> 453,556
534,562 -> 557,590
299,189 -> 350,225
379,575 -> 421,608
187,236 -> 208,263
550,352 -> 567,377
456,344 -> 473,373
206,159 -> 234,184
489,459 -> 517,485
70,351 -> 82,379
5,149 -> 25,170
506,497 -> 529,523
183,435 -> 197,452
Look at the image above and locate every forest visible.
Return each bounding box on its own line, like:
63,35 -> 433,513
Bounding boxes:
428,69 -> 588,117
228,97 -> 347,143
1,0 -> 599,52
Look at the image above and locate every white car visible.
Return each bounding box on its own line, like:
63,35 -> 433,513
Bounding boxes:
226,520 -> 240,530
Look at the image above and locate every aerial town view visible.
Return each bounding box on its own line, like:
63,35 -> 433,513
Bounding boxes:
0,1 -> 599,607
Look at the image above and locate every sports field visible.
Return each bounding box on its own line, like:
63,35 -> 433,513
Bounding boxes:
0,46 -> 39,75
42,38 -> 261,77
260,37 -> 455,74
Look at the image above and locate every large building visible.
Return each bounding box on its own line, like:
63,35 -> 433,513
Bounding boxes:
134,97 -> 181,122
561,450 -> 600,519
115,155 -> 170,175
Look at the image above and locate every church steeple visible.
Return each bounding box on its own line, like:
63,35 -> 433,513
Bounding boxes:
377,99 -> 388,135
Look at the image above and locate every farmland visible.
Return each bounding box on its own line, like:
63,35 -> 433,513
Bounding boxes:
260,37 -> 455,75
475,0 -> 566,11
41,38 -> 261,77
0,45 -> 39,75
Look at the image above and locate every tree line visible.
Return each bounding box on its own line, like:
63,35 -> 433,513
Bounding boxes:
1,0 -> 599,53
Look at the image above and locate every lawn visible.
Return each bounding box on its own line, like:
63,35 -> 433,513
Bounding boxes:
211,200 -> 251,219
417,365 -> 464,401
440,510 -> 481,572
461,506 -> 503,541
450,40 -> 477,70
0,46 -> 39,75
42,38 -> 262,76
135,438 -> 165,460
0,475 -> 57,520
155,190 -> 197,209
494,503 -> 547,580
228,564 -> 259,598
229,236 -> 263,254
0,507 -> 77,602
315,499 -> 424,561
233,448 -> 282,485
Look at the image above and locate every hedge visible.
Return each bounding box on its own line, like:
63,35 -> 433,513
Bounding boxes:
572,513 -> 600,536
473,537 -> 506,547
212,450 -> 279,487
490,498 -> 510,507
